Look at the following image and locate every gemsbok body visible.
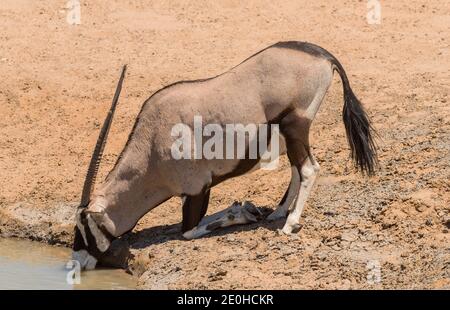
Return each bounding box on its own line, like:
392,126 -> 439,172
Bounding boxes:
73,41 -> 377,269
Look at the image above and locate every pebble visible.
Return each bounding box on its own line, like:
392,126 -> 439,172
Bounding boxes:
208,270 -> 227,282
331,245 -> 341,251
444,216 -> 450,228
226,235 -> 236,242
341,230 -> 358,242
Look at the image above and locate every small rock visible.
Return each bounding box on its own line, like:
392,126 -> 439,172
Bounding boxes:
226,235 -> 236,242
317,252 -> 327,261
323,211 -> 337,217
415,205 -> 428,212
444,216 -> 450,229
341,230 -> 358,242
331,244 -> 341,251
208,270 -> 227,281
255,253 -> 266,260
382,222 -> 396,229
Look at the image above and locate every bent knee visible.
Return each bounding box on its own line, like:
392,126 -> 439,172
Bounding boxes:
300,162 -> 319,179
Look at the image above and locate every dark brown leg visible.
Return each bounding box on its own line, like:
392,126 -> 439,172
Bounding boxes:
266,165 -> 301,221
280,111 -> 311,168
279,111 -> 320,234
200,188 -> 210,219
182,188 -> 210,233
278,184 -> 290,206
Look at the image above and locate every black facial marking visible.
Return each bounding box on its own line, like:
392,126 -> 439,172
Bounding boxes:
73,226 -> 87,252
97,239 -> 130,269
83,217 -> 105,259
73,209 -> 130,269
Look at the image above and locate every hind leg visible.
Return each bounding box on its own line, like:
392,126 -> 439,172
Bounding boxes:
181,188 -> 210,233
282,155 -> 320,234
279,111 -> 320,234
267,166 -> 300,221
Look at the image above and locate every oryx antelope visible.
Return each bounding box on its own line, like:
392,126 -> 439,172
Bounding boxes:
73,41 -> 377,269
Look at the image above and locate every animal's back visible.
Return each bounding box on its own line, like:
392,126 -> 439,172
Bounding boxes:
146,42 -> 332,128
118,42 -> 334,193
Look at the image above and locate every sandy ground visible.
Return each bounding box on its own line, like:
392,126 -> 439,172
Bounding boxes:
0,1 -> 449,289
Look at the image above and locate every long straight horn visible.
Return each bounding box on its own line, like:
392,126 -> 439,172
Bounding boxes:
79,65 -> 127,207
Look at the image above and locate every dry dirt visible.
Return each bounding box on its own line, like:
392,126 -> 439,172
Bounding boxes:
0,1 -> 449,289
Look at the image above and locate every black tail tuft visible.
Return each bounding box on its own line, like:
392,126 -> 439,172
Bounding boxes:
330,58 -> 378,175
342,86 -> 378,175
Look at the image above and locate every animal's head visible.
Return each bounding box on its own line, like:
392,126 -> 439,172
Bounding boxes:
73,207 -> 129,270
72,65 -> 130,270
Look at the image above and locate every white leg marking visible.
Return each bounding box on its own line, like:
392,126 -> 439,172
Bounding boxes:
267,166 -> 300,221
183,201 -> 262,239
281,156 -> 320,235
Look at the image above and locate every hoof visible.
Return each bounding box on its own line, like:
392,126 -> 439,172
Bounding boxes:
280,223 -> 302,235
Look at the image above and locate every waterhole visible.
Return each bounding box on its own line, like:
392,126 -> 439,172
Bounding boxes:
0,238 -> 136,289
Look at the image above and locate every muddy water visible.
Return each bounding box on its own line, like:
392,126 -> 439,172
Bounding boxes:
0,238 -> 136,289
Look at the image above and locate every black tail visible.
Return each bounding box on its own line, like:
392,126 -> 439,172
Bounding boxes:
271,41 -> 378,174
330,58 -> 378,175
